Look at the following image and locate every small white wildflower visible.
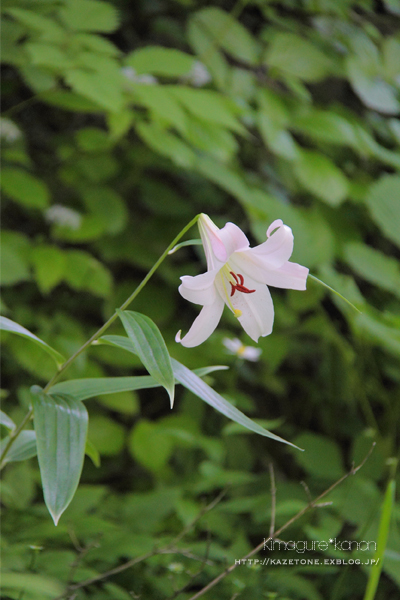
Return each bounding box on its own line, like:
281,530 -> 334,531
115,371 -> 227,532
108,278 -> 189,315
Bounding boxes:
223,337 -> 262,362
45,205 -> 82,230
187,61 -> 211,87
121,66 -> 157,85
0,118 -> 22,143
167,562 -> 184,573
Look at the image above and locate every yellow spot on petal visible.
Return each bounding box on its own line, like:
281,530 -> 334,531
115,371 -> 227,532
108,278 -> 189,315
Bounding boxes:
237,344 -> 246,356
234,309 -> 242,318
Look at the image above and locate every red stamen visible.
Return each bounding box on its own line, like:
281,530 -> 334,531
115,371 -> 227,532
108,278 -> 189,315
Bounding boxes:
229,271 -> 255,296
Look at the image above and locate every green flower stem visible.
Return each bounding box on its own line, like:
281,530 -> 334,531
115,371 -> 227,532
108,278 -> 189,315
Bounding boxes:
309,274 -> 362,314
0,214 -> 201,467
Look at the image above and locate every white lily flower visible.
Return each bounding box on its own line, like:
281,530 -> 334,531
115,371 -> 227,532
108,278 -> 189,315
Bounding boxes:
223,337 -> 262,361
176,214 -> 309,348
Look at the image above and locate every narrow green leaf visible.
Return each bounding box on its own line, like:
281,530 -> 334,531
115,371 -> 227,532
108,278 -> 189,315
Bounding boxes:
50,364 -> 228,401
51,375 -> 160,400
171,359 -> 301,449
31,386 -> 88,525
168,238 -> 202,255
363,479 -> 396,600
1,572 -> 63,598
85,438 -> 101,467
117,310 -> 175,408
0,430 -> 37,464
0,316 -> 65,367
0,410 -> 16,431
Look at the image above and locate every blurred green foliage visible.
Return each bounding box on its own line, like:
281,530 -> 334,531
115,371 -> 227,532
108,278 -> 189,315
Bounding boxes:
1,0 -> 400,599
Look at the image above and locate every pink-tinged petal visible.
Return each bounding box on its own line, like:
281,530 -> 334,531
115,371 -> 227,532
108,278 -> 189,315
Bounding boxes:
232,278 -> 274,343
261,262 -> 309,290
246,220 -> 294,268
179,270 -> 219,305
176,297 -> 225,348
218,222 -> 250,258
231,254 -> 308,290
198,214 -> 227,269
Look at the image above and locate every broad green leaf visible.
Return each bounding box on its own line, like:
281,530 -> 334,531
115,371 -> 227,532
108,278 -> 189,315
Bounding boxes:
64,250 -> 112,297
171,359 -> 301,449
365,175 -> 400,248
292,110 -> 357,147
89,415 -> 125,456
31,245 -> 66,295
0,316 -> 65,367
0,430 -> 37,465
5,7 -> 64,40
364,479 -> 396,600
258,112 -> 298,161
265,33 -> 333,82
60,0 -> 120,33
1,572 -> 63,599
292,432 -> 344,479
185,116 -> 238,161
131,84 -> 187,133
50,365 -> 228,401
0,410 -> 16,431
31,387 -> 88,524
192,7 -> 259,64
294,149 -> 349,206
129,419 -> 173,472
168,86 -> 245,133
0,231 -> 31,286
66,67 -> 123,113
26,43 -> 72,70
126,46 -> 195,77
117,310 -> 175,408
1,167 -> 50,209
344,242 -> 400,297
80,186 -> 127,235
347,56 -> 400,115
136,121 -> 195,168
187,15 -> 229,89
44,90 -> 104,113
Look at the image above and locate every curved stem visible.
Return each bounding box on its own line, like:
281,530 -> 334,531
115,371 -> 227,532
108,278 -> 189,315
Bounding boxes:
0,214 -> 201,466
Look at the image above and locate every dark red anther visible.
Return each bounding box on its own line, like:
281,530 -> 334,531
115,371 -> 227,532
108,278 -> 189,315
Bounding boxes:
229,271 -> 255,296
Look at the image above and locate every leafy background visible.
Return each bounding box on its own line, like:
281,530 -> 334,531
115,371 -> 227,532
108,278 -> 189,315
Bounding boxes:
1,0 -> 400,598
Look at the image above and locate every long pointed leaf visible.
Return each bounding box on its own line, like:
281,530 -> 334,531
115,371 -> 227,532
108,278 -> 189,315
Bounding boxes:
363,478 -> 396,600
31,386 -> 88,525
1,316 -> 65,367
50,366 -> 228,401
117,310 -> 175,406
171,359 -> 301,450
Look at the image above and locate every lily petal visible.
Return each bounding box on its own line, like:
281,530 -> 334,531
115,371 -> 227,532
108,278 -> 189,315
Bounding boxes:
218,222 -> 250,258
247,220 -> 294,268
198,214 -> 227,269
261,261 -> 309,290
233,277 -> 274,342
214,271 -> 274,342
176,297 -> 224,347
179,270 -> 219,305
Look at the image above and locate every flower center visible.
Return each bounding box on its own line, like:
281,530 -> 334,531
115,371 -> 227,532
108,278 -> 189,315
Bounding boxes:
219,266 -> 255,319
